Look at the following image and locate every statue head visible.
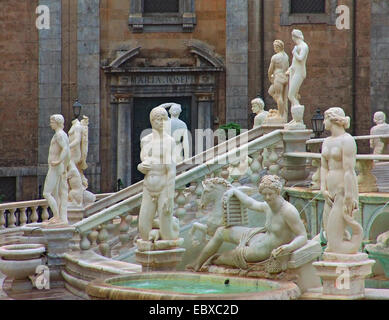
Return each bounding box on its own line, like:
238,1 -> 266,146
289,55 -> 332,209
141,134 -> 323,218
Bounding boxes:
374,111 -> 386,125
258,175 -> 283,195
81,115 -> 89,126
50,114 -> 64,130
273,40 -> 284,53
251,97 -> 265,114
292,29 -> 304,42
150,106 -> 169,131
169,103 -> 182,118
324,107 -> 351,130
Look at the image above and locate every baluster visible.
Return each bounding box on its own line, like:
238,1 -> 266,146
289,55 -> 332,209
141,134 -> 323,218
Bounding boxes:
98,223 -> 111,257
87,229 -> 99,247
8,209 -> 16,228
19,207 -> 27,226
268,147 -> 280,176
30,207 -> 39,223
80,232 -> 91,250
41,206 -> 50,222
250,151 -> 263,184
119,215 -> 130,247
175,187 -> 186,219
0,210 -> 5,229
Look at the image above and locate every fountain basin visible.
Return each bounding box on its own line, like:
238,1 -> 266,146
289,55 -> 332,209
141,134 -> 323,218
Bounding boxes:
86,272 -> 301,300
0,243 -> 46,292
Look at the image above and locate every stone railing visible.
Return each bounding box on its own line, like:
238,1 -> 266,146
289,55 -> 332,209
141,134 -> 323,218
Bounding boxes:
81,126 -> 268,220
0,199 -> 51,229
286,134 -> 389,192
0,193 -> 112,230
74,129 -> 284,257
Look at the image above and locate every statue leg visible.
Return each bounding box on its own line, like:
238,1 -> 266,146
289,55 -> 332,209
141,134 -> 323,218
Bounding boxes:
138,188 -> 157,241
158,188 -> 178,240
288,74 -> 304,106
43,167 -> 60,220
325,194 -> 345,253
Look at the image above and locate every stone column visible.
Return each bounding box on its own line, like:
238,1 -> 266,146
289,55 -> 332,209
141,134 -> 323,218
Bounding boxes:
116,96 -> 132,187
77,0 -> 101,192
226,0 -> 249,129
196,93 -> 214,130
280,130 -> 312,186
38,0 -> 62,188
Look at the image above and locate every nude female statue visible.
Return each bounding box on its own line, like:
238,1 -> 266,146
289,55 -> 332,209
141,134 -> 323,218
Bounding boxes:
138,106 -> 179,241
286,29 -> 309,107
321,107 -> 363,254
187,175 -> 307,271
268,40 -> 290,123
43,114 -> 70,225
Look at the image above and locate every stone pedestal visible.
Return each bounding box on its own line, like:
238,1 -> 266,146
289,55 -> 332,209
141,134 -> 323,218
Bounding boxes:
41,225 -> 75,288
135,239 -> 186,272
313,252 -> 375,299
281,129 -> 312,186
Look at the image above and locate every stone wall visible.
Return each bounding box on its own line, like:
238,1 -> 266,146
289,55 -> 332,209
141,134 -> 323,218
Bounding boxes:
0,0 -> 39,200
371,0 -> 389,122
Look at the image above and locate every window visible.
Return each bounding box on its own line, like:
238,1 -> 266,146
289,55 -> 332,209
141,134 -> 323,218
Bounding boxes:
129,0 -> 196,33
144,0 -> 179,14
281,0 -> 338,26
290,0 -> 325,14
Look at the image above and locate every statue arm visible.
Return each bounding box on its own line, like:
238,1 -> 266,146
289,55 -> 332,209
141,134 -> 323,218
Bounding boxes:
166,139 -> 177,201
52,133 -> 70,166
320,143 -> 333,205
294,45 -> 308,62
183,129 -> 190,161
268,59 -> 274,82
230,188 -> 267,213
277,208 -> 308,254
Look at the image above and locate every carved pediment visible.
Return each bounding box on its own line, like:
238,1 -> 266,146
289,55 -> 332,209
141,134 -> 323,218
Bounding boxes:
103,41 -> 224,72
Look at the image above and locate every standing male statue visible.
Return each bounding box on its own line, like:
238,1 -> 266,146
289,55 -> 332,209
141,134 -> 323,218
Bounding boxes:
285,29 -> 309,129
268,40 -> 290,123
137,106 -> 179,241
43,114 -> 70,225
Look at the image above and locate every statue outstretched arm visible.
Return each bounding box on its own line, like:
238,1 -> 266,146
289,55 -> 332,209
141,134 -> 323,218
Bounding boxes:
225,188 -> 267,213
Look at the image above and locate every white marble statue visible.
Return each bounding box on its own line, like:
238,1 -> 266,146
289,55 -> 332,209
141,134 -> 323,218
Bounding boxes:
321,107 -> 363,254
162,103 -> 190,163
69,115 -> 89,188
251,97 -> 269,129
187,175 -> 307,271
370,111 -> 389,155
268,40 -> 290,123
43,114 -> 70,225
137,106 -> 180,241
285,29 -> 309,130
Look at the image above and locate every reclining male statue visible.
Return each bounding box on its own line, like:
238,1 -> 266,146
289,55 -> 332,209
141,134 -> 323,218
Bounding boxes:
187,175 -> 321,289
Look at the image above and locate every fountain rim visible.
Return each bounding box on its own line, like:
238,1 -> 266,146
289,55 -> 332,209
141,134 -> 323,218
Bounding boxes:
86,272 -> 301,300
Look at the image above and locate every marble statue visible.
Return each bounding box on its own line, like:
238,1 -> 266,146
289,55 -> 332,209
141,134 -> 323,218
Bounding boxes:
69,115 -> 89,188
162,103 -> 190,163
43,114 -> 70,225
251,97 -> 269,129
190,178 -> 233,247
187,175 -> 307,271
268,40 -> 290,123
137,105 -> 180,241
320,107 -> 363,254
285,29 -> 309,130
370,111 -> 389,155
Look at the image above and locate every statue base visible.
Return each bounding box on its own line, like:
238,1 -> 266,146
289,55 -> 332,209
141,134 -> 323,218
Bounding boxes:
135,238 -> 186,272
313,252 -> 375,299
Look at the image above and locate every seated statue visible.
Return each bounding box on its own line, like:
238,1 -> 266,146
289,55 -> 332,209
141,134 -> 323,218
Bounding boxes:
187,175 -> 308,271
370,111 -> 389,155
